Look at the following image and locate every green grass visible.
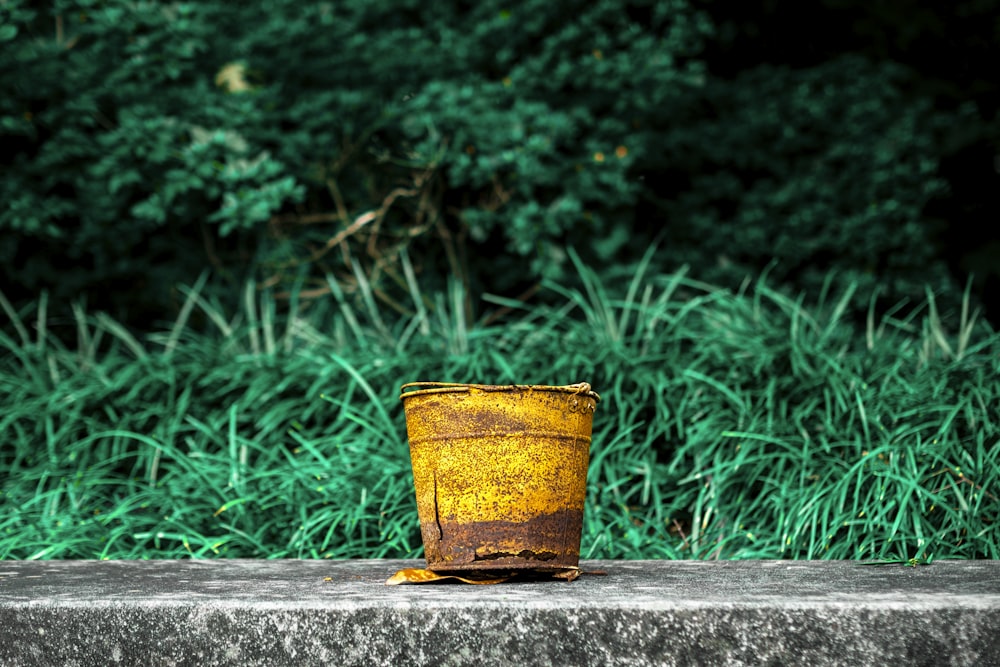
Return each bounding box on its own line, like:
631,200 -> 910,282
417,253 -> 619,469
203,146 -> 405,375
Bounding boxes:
1,256 -> 998,561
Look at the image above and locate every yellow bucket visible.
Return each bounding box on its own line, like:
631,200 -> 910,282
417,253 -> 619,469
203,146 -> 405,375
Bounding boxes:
399,381 -> 600,572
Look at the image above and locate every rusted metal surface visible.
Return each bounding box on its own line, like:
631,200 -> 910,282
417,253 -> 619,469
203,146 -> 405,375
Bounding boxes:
400,382 -> 599,573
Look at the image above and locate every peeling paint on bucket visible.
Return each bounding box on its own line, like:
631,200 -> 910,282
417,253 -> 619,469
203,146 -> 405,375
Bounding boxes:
400,382 -> 600,572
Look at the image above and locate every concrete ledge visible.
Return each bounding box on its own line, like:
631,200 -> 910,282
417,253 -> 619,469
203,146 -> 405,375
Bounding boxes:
1,559 -> 998,666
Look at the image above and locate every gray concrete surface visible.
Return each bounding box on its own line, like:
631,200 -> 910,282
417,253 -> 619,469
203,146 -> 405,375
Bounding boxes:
0,559 -> 998,666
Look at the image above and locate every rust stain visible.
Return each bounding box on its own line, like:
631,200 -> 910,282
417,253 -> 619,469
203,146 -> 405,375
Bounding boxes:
426,508 -> 586,572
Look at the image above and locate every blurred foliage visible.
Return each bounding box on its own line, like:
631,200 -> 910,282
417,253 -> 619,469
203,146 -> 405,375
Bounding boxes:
640,55 -> 966,307
693,0 -> 1000,320
0,1 -> 302,320
1,0 -> 996,326
0,0 -> 711,318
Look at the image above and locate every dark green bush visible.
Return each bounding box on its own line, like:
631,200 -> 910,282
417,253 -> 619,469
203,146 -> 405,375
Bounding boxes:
1,0 -> 990,328
0,1 -> 303,319
690,0 -> 1000,322
0,0 -> 711,318
634,55 -> 968,311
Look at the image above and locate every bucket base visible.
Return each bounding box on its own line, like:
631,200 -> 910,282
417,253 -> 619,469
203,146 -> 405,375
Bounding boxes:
426,556 -> 579,573
422,510 -> 583,573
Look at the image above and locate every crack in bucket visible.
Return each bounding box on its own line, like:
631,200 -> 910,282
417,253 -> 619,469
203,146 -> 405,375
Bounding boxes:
432,471 -> 444,542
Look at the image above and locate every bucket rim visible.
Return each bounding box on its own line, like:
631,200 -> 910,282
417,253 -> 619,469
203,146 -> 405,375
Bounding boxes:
399,381 -> 600,402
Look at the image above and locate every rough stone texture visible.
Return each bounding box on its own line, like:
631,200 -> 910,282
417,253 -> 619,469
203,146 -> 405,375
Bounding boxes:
0,559 -> 998,666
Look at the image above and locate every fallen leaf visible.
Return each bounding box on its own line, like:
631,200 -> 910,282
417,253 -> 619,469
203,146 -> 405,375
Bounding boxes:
386,568 -> 512,585
385,566 -> 604,585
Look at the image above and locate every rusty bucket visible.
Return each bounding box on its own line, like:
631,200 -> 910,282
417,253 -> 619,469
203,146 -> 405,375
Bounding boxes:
399,381 -> 600,572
